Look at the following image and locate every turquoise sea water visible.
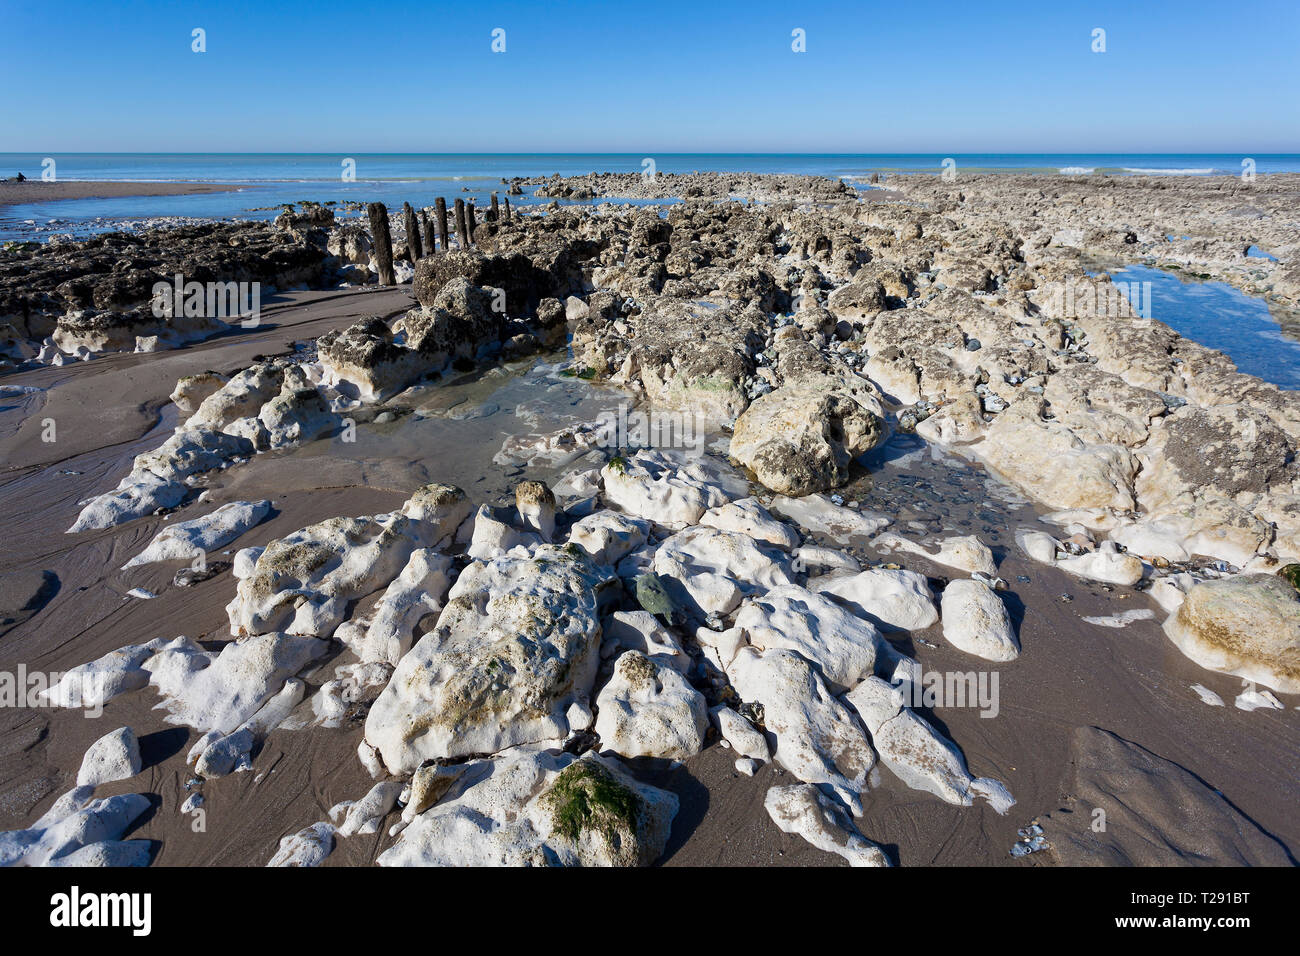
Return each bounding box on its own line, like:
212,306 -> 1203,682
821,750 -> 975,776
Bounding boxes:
3,153 -> 1298,241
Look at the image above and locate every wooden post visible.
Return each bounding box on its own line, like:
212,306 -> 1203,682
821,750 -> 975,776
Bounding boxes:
435,197 -> 449,253
504,198 -> 512,221
466,203 -> 477,245
489,192 -> 500,222
403,202 -> 422,260
454,198 -> 469,250
366,201 -> 395,285
420,210 -> 432,254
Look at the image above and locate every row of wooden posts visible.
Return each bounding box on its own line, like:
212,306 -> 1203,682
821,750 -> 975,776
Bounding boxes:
365,192 -> 512,286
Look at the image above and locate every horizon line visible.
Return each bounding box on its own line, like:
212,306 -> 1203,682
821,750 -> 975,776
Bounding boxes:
4,150 -> 1300,157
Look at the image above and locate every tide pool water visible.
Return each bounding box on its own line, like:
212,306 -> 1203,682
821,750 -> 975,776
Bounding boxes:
1109,264 -> 1300,390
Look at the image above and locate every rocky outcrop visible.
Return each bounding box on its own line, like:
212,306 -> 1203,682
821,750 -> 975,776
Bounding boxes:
1163,574 -> 1300,693
226,484 -> 469,639
730,330 -> 887,494
379,750 -> 678,867
364,545 -> 616,772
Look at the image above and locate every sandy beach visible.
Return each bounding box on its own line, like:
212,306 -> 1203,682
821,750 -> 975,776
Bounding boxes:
0,170 -> 1297,872
0,179 -> 241,212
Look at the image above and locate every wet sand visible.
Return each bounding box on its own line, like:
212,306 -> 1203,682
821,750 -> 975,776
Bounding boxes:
1,286 -> 1295,867
0,180 -> 242,212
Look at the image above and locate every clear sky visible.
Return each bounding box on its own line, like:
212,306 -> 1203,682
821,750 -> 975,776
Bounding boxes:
2,0 -> 1297,153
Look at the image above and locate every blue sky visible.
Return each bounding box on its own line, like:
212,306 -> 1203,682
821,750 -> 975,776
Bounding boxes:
1,0 -> 1297,152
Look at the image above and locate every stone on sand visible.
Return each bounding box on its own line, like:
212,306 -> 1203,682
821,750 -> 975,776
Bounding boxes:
1163,574 -> 1300,694
939,579 -> 1020,661
764,784 -> 889,867
122,499 -> 271,568
734,583 -> 880,693
726,646 -> 875,816
1041,727 -> 1292,866
713,705 -> 770,762
76,727 -> 142,787
809,567 -> 938,632
593,651 -> 709,760
845,677 -> 1014,812
379,750 -> 677,867
364,545 -> 614,772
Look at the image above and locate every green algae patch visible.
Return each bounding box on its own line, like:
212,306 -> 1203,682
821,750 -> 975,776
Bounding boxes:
1278,563 -> 1300,592
542,759 -> 641,864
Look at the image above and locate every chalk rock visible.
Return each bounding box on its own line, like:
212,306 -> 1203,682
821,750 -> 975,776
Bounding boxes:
794,546 -> 860,575
730,380 -> 887,495
735,584 -> 880,693
1163,574 -> 1300,694
727,646 -> 875,816
845,677 -> 1014,812
39,637 -> 169,710
256,378 -> 337,447
193,727 -> 255,778
567,510 -> 651,566
713,705 -> 770,761
226,484 -> 469,638
466,504 -> 542,561
769,494 -> 890,543
940,580 -> 1020,661
170,371 -> 230,413
601,450 -> 736,529
594,651 -> 708,759
1056,543 -> 1144,587
978,400 -> 1138,511
700,496 -> 800,550
336,781 -> 405,837
764,783 -> 890,867
379,750 -> 678,867
123,500 -> 270,568
67,426 -> 254,532
874,532 -> 997,576
365,545 -> 615,772
1015,527 -> 1060,564
76,727 -> 142,787
350,548 -> 454,665
267,822 -> 336,867
145,632 -> 327,734
514,481 -> 556,541
810,568 -> 938,632
0,792 -> 152,867
652,525 -> 794,618
600,610 -> 690,672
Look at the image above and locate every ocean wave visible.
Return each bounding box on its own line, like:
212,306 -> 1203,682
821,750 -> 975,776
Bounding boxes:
1123,167 -> 1219,175
1059,167 -> 1095,175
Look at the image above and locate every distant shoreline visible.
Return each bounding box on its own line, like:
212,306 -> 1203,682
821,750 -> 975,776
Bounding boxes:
0,179 -> 242,211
